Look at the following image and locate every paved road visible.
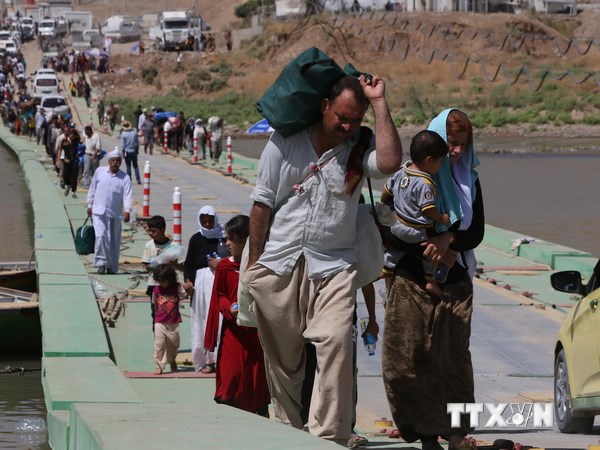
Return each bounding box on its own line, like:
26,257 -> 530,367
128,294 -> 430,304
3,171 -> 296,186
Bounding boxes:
23,37 -> 597,449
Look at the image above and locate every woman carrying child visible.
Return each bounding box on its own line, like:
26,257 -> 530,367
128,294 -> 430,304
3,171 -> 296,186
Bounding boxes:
152,263 -> 187,375
204,215 -> 270,416
382,108 -> 484,450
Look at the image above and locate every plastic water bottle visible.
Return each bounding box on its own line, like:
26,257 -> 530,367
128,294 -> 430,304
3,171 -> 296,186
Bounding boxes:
433,262 -> 449,284
217,239 -> 230,257
359,317 -> 376,356
207,252 -> 219,264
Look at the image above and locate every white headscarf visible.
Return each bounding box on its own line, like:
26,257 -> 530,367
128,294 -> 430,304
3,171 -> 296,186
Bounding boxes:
197,205 -> 225,239
427,108 -> 480,279
108,149 -> 122,160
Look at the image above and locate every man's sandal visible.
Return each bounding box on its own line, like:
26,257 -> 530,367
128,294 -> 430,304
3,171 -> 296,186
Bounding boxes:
200,364 -> 215,374
448,435 -> 477,450
347,434 -> 368,449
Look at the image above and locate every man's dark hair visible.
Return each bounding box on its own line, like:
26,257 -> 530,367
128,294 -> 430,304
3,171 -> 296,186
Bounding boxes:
84,125 -> 92,134
410,130 -> 448,163
147,215 -> 166,230
225,215 -> 249,243
327,76 -> 369,111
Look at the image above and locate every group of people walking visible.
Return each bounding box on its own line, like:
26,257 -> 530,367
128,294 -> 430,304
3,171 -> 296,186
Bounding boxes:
14,40 -> 485,449
131,73 -> 484,450
241,75 -> 483,449
0,51 -> 37,138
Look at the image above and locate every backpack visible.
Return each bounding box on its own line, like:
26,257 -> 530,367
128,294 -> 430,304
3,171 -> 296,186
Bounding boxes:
75,217 -> 95,255
256,47 -> 366,138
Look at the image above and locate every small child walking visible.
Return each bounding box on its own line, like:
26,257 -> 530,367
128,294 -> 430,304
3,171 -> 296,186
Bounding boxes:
152,263 -> 186,375
142,215 -> 180,331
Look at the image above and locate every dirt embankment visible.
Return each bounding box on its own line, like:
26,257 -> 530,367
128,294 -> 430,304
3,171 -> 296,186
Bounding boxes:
46,4 -> 600,141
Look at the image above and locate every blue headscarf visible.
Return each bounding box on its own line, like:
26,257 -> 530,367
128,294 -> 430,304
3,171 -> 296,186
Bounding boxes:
427,108 -> 479,232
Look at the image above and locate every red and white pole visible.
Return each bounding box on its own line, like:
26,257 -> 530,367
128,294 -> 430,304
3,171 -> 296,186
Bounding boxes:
89,109 -> 93,127
173,187 -> 182,245
226,136 -> 233,174
192,136 -> 198,164
163,129 -> 169,154
102,113 -> 108,133
142,161 -> 151,218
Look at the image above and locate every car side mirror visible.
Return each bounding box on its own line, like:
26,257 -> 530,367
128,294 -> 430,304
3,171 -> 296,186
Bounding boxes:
551,271 -> 585,296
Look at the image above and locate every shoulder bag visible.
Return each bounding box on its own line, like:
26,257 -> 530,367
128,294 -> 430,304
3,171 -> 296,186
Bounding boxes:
354,178 -> 385,289
75,216 -> 96,255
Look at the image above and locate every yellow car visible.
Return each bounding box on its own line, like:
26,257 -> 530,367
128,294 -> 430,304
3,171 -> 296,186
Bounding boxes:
551,260 -> 600,433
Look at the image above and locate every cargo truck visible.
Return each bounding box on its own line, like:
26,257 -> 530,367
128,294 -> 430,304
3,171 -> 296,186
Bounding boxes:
156,11 -> 202,51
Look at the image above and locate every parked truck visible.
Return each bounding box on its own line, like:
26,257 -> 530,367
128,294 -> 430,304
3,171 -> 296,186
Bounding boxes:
101,16 -> 143,43
38,17 -> 68,38
64,11 -> 92,33
156,11 -> 202,51
19,17 -> 36,42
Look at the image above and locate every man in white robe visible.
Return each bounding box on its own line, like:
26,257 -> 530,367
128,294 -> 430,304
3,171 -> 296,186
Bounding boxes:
86,150 -> 132,274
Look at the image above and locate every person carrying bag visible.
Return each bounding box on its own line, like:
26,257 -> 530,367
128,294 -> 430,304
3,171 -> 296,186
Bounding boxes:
75,216 -> 95,255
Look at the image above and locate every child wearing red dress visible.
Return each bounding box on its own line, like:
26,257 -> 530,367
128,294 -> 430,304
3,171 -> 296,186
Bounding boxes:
204,215 -> 270,416
152,263 -> 186,375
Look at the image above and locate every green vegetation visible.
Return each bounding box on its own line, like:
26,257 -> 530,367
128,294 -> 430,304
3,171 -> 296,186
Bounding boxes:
116,65 -> 600,130
209,62 -> 233,76
141,67 -> 158,84
107,92 -> 262,126
184,64 -> 231,93
387,78 -> 600,129
186,68 -> 212,90
109,77 -> 600,129
234,0 -> 275,18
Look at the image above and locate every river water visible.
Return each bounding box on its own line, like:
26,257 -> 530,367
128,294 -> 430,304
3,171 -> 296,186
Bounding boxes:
235,136 -> 600,258
0,145 -> 49,449
0,137 -> 599,448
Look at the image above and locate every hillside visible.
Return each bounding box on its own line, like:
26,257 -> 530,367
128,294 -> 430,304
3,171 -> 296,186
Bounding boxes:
74,0 -> 245,31
82,5 -> 600,134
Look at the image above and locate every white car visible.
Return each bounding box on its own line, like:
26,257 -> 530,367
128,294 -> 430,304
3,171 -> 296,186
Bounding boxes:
31,68 -> 56,78
0,39 -> 19,55
39,95 -> 70,120
33,73 -> 60,98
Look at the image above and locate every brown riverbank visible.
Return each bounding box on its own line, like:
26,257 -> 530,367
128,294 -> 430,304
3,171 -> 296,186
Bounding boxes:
226,122 -> 600,155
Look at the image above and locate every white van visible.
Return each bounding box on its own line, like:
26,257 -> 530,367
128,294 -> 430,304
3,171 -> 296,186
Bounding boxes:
33,73 -> 60,98
38,18 -> 68,38
82,29 -> 104,48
